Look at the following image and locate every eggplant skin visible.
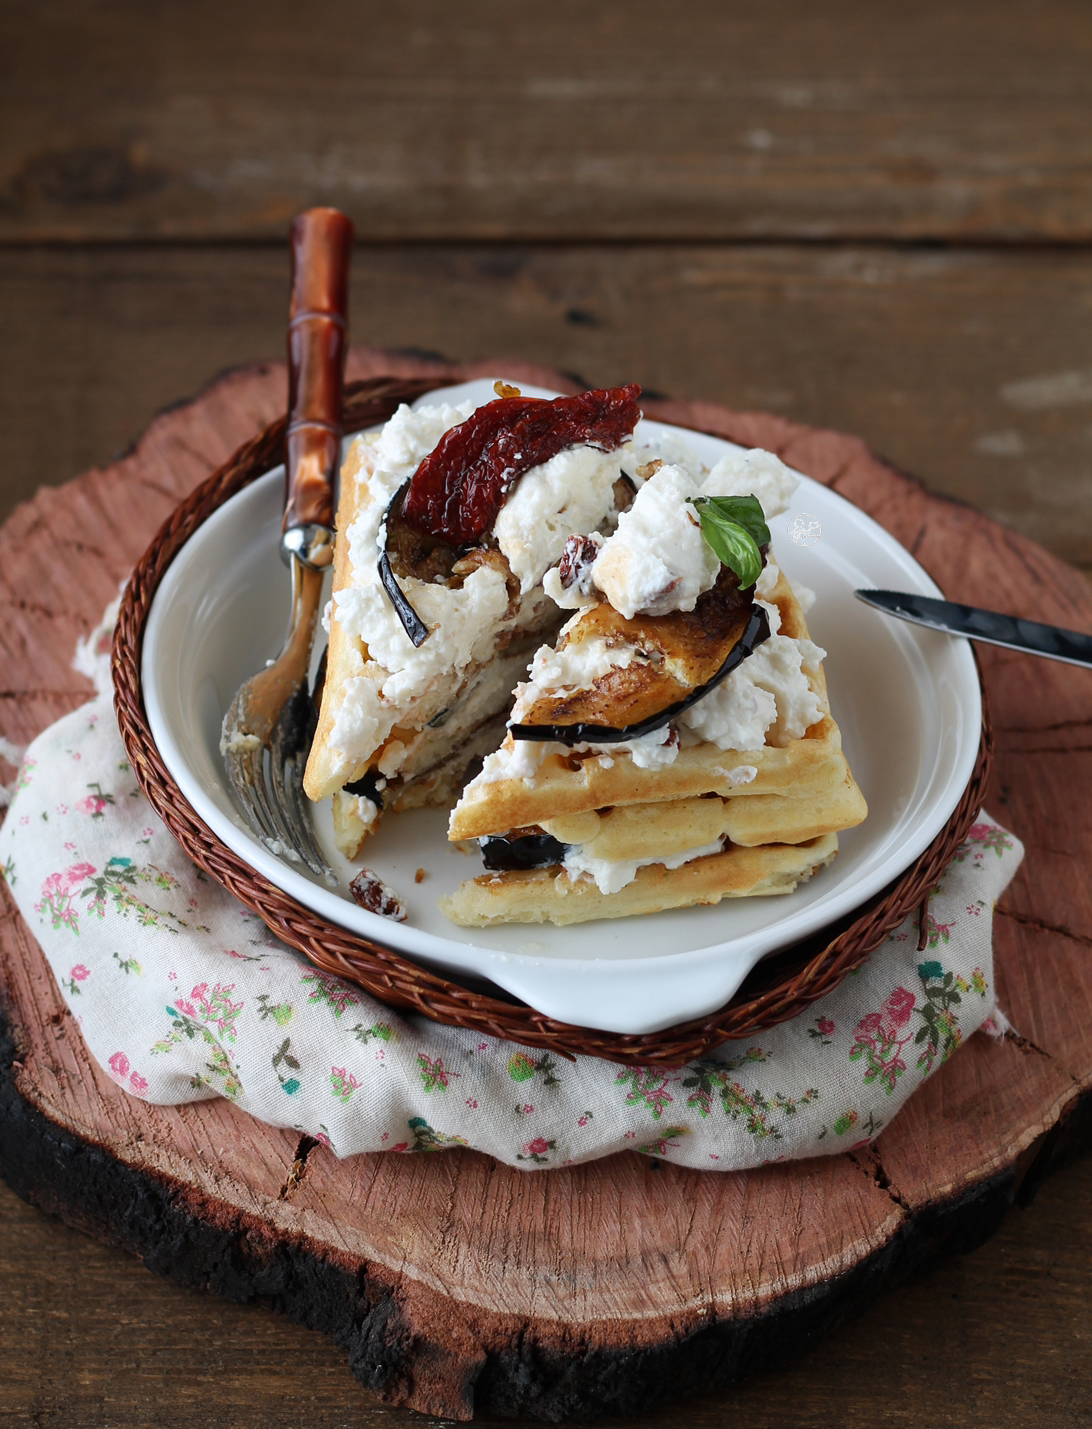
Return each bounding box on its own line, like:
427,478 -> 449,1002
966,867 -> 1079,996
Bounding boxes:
342,769 -> 386,807
377,547 -> 430,647
378,481 -> 523,647
479,831 -> 570,871
509,588 -> 771,747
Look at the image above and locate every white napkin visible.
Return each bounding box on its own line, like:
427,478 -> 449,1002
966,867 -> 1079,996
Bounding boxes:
0,608 -> 1023,1171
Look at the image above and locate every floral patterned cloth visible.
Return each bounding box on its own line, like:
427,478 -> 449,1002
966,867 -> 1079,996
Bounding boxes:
0,610 -> 1023,1171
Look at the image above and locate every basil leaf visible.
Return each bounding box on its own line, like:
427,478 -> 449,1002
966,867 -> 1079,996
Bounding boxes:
691,496 -> 766,589
695,494 -> 770,547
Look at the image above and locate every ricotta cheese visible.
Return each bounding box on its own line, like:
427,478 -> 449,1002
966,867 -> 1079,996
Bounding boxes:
470,721 -> 680,792
494,445 -> 624,593
702,447 -> 798,518
328,399 -> 624,769
563,836 -> 726,895
553,444 -> 802,622
680,634 -> 826,750
590,464 -> 717,619
621,429 -> 705,482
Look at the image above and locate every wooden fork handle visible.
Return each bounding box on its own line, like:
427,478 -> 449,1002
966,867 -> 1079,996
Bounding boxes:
283,207 -> 353,541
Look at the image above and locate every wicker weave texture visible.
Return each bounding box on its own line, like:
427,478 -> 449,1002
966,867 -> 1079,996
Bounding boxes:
112,376 -> 992,1066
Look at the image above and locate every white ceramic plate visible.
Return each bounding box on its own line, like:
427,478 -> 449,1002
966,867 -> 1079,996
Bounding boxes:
143,379 -> 980,1035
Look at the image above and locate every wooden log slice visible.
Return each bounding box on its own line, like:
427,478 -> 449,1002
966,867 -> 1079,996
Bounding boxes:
1,348 -> 1091,1421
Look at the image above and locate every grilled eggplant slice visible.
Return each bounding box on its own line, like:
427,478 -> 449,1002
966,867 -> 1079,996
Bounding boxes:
479,830 -> 570,871
509,565 -> 770,745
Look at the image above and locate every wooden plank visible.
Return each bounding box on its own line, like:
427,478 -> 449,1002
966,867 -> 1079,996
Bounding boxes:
4,244 -> 1092,569
3,1156 -> 1089,1429
4,0 -> 1092,243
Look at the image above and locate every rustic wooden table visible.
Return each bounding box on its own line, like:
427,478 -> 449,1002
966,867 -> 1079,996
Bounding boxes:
1,2 -> 1090,1423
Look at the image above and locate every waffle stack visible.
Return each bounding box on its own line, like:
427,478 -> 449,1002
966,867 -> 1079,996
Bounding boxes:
440,571 -> 865,926
304,380 -> 867,929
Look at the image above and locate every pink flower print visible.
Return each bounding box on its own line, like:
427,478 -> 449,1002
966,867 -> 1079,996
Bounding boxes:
330,1065 -> 360,1102
302,969 -> 361,1018
313,1131 -> 332,1150
70,964 -> 90,982
36,862 -> 96,935
416,1052 -> 457,1092
76,794 -> 107,817
624,1130 -> 636,1140
64,841 -> 77,852
816,1017 -> 835,1037
851,989 -> 918,1094
466,1098 -> 478,1109
380,1131 -> 389,1141
578,1116 -> 589,1127
956,822 -> 1013,862
391,1142 -> 408,1153
107,1053 -> 147,1097
186,982 -> 244,1040
921,911 -> 956,947
523,1103 -> 534,1114
523,1137 -> 550,1157
478,1041 -> 489,1051
142,827 -> 154,839
18,816 -> 29,826
56,804 -> 68,814
616,1067 -> 675,1119
883,986 -> 916,1027
71,752 -> 81,761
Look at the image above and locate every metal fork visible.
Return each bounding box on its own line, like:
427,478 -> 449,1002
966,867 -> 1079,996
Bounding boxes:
220,208 -> 353,879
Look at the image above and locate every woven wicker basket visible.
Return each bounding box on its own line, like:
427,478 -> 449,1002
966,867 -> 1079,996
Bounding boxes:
112,375 -> 992,1066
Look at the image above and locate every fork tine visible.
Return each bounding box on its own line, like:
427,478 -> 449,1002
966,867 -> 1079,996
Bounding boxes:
284,766 -> 331,878
220,564 -> 330,879
269,730 -> 330,877
256,745 -> 308,866
224,741 -> 278,844
266,683 -> 332,877
223,718 -> 292,854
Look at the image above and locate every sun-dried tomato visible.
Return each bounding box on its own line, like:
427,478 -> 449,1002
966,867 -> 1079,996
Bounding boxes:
557,532 -> 603,593
349,868 -> 407,922
400,384 -> 642,547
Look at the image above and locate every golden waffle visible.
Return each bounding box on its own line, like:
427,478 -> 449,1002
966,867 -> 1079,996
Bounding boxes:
535,773 -> 866,861
449,574 -> 865,839
438,833 -> 840,927
440,571 -> 864,925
